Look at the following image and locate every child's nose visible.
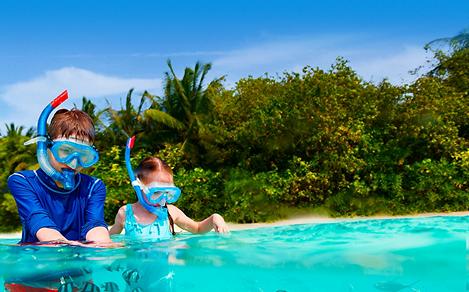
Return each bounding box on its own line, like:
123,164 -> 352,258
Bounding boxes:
67,158 -> 78,169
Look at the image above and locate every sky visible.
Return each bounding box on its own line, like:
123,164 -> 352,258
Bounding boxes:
0,0 -> 468,133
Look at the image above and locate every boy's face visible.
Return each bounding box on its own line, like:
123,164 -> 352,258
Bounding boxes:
48,150 -> 84,173
48,135 -> 94,174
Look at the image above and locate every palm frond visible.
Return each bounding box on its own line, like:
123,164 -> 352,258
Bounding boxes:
144,109 -> 186,130
166,59 -> 192,117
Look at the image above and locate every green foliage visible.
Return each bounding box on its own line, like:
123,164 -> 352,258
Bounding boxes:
402,158 -> 468,212
174,167 -> 225,220
0,193 -> 21,232
88,145 -> 152,223
222,168 -> 291,223
0,125 -> 37,230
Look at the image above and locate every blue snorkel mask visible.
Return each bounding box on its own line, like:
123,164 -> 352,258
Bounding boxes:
125,136 -> 181,220
24,91 -> 99,190
49,137 -> 99,168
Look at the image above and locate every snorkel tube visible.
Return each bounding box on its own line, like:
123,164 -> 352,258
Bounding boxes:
37,91 -> 76,190
125,136 -> 168,220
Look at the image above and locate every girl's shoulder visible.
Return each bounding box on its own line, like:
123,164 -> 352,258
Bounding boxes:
117,203 -> 135,218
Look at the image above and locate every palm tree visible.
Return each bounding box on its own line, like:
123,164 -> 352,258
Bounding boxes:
74,97 -> 107,132
0,123 -> 37,193
426,29 -> 469,51
144,60 -> 224,161
99,89 -> 155,148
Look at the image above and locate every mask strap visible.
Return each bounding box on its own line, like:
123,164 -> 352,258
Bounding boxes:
132,178 -> 149,194
24,136 -> 48,146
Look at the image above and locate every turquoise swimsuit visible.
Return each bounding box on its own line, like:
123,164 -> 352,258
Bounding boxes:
124,204 -> 173,240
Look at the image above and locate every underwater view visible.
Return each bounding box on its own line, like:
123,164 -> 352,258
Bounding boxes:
0,215 -> 466,291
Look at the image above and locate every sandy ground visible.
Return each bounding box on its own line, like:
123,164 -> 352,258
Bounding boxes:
0,211 -> 467,239
226,211 -> 469,231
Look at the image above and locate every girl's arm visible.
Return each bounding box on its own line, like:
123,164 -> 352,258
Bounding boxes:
168,205 -> 229,234
109,206 -> 126,235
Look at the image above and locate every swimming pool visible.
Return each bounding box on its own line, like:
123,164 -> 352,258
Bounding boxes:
0,215 -> 467,291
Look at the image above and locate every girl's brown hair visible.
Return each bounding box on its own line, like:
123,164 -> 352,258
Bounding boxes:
135,157 -> 173,183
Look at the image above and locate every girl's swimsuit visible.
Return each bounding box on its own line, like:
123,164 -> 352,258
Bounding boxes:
124,204 -> 172,240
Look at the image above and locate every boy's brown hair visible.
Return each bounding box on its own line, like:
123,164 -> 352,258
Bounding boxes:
48,108 -> 95,143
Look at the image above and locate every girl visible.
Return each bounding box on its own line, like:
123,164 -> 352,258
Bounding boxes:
109,137 -> 228,239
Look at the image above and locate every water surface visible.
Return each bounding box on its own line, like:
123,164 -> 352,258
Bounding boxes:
0,216 -> 467,291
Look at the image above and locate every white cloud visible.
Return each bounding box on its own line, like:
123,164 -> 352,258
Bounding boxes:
213,36 -> 351,70
351,46 -> 430,84
211,36 -> 430,85
0,67 -> 162,130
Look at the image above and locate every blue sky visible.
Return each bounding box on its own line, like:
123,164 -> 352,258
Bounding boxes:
0,0 -> 468,132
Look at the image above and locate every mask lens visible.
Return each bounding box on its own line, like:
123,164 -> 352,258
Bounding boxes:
144,190 -> 164,206
142,182 -> 181,205
150,191 -> 165,201
165,190 -> 177,201
77,148 -> 97,165
51,140 -> 98,167
56,144 -> 75,159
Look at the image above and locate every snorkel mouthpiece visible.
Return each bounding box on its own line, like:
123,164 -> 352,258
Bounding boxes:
35,90 -> 77,190
61,168 -> 76,190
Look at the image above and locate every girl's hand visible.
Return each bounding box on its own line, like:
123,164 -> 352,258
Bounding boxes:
212,214 -> 229,233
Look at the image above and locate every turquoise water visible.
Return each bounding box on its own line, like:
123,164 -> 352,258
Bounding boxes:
0,215 -> 467,291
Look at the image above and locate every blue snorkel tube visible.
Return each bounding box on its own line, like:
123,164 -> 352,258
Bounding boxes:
35,91 -> 76,190
125,136 -> 169,220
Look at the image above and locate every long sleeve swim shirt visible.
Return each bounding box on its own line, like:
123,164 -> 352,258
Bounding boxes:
7,169 -> 108,243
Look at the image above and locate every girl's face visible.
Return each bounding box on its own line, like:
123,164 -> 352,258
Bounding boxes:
140,171 -> 174,207
141,170 -> 173,185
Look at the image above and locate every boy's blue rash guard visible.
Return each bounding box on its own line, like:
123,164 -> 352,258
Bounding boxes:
7,169 -> 108,243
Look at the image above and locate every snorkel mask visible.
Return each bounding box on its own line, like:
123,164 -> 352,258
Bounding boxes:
49,137 -> 99,169
125,136 -> 181,220
24,91 -> 99,190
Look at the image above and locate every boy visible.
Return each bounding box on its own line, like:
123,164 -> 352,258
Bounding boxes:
7,91 -> 111,244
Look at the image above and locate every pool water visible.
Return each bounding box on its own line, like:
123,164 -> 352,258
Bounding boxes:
0,215 -> 467,291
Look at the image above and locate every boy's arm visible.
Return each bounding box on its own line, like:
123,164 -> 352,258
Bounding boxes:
82,179 -> 111,242
109,206 -> 126,235
168,205 -> 229,234
7,173 -> 64,242
36,228 -> 67,241
86,226 -> 111,242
